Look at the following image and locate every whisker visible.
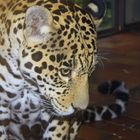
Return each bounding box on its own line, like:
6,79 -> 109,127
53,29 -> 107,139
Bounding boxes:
96,50 -> 111,69
98,55 -> 110,61
40,98 -> 60,117
97,58 -> 104,69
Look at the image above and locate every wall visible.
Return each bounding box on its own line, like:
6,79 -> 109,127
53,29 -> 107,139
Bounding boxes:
125,0 -> 140,24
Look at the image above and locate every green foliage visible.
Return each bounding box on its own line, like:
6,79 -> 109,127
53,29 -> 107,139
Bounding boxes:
99,0 -> 114,30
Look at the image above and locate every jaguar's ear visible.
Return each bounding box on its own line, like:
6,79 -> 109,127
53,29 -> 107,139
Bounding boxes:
24,6 -> 55,45
84,0 -> 106,27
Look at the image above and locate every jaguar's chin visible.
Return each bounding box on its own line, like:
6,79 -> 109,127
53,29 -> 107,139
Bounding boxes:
51,105 -> 75,117
41,96 -> 75,116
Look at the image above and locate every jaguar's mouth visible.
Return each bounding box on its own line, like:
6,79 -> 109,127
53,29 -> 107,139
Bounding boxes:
49,109 -> 83,122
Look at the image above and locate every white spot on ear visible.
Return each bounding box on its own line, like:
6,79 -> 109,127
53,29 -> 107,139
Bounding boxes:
88,3 -> 99,13
40,25 -> 51,34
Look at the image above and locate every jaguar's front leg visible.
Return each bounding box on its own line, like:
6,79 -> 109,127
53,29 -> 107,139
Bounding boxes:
68,120 -> 82,140
43,119 -> 70,140
41,109 -> 82,140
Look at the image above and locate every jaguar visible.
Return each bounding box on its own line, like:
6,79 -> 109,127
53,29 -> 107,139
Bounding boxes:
0,0 -> 129,139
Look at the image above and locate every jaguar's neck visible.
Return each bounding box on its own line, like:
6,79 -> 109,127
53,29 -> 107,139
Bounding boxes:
0,14 -> 35,92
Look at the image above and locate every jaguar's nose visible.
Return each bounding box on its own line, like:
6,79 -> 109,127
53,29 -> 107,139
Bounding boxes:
72,75 -> 89,110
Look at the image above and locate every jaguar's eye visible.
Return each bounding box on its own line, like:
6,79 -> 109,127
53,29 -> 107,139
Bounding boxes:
60,68 -> 72,77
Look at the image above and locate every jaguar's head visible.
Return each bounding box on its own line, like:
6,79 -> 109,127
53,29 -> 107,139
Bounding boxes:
19,0 -> 105,116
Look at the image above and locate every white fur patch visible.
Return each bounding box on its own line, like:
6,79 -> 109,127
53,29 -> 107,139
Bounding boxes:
40,25 -> 51,34
41,110 -> 50,121
108,108 -> 117,119
95,113 -> 102,121
88,3 -> 99,13
0,126 -> 7,139
0,106 -> 10,120
114,82 -> 129,94
115,99 -> 125,112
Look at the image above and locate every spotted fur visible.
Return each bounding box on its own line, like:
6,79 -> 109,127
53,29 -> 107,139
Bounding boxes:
0,0 -> 129,140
